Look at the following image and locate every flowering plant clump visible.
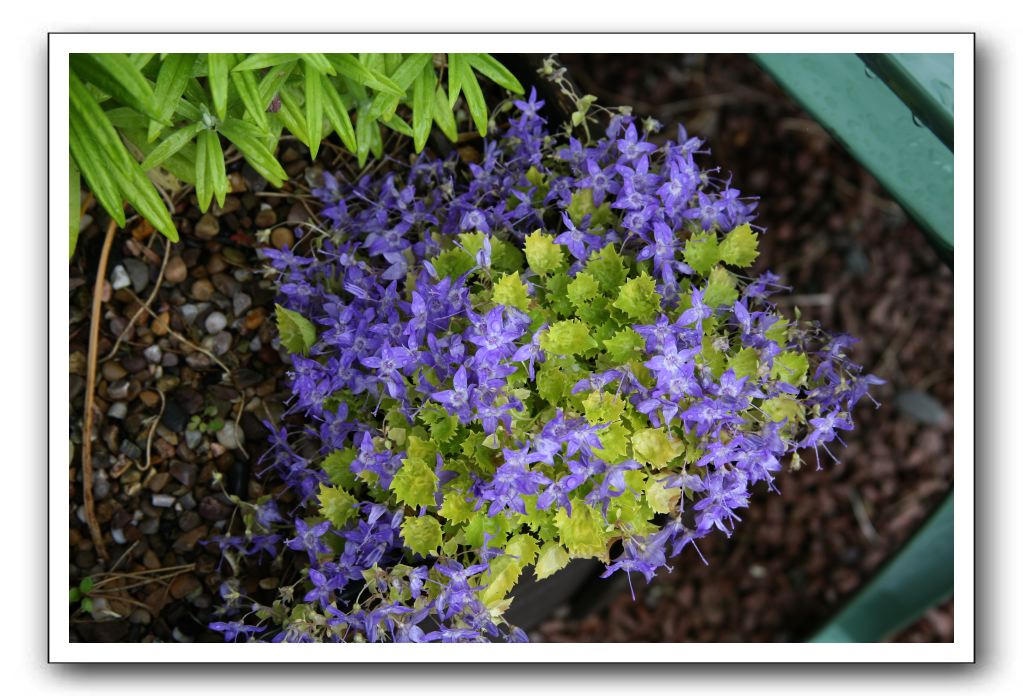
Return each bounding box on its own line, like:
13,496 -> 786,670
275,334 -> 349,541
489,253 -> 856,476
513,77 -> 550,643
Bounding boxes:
209,87 -> 881,643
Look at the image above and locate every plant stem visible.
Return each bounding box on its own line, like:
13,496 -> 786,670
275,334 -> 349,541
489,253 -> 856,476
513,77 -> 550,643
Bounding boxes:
82,218 -> 118,562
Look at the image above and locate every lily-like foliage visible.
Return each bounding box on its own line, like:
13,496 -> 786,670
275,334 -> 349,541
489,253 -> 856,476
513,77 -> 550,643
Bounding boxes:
209,87 -> 881,643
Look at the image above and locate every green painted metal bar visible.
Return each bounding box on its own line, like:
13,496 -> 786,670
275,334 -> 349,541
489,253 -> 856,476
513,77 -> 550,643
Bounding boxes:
809,492 -> 954,642
858,53 -> 954,151
751,53 -> 953,266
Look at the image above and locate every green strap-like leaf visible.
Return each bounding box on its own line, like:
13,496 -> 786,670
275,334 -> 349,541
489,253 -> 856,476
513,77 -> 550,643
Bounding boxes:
381,112 -> 412,137
148,53 -> 195,142
207,53 -> 235,121
321,75 -> 356,153
412,58 -> 435,152
327,54 -> 403,96
368,52 -> 431,120
233,53 -> 299,72
432,83 -> 458,142
194,129 -> 214,211
69,116 -> 124,227
230,61 -> 270,131
119,158 -> 179,241
354,103 -> 374,167
458,61 -> 488,136
446,53 -> 465,109
140,121 -> 205,171
466,53 -> 524,94
70,53 -> 161,121
300,53 -> 336,76
276,85 -> 310,148
258,60 -> 297,106
304,62 -> 323,159
69,160 -> 81,259
219,118 -> 287,187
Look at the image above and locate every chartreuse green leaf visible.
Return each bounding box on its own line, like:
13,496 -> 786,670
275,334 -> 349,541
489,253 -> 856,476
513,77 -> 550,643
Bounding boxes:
631,427 -> 684,468
401,515 -> 442,557
389,457 -> 438,509
541,320 -> 598,356
555,504 -> 610,559
728,346 -> 760,379
582,391 -> 626,425
479,534 -> 539,607
683,230 -> 721,276
492,271 -> 531,311
524,230 -> 565,276
534,541 -> 570,580
771,351 -> 809,386
274,304 -> 317,355
321,449 -> 357,489
603,328 -> 645,363
148,53 -> 195,142
439,489 -> 474,524
719,222 -> 760,267
567,272 -> 600,309
318,483 -> 358,528
596,421 -> 631,464
585,244 -> 628,293
613,272 -> 661,323
645,474 -> 680,514
704,266 -> 739,309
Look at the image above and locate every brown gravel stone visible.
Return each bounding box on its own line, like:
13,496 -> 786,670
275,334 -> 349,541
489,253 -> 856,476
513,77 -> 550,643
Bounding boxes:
190,279 -> 215,301
169,573 -> 202,600
270,226 -> 294,250
165,255 -> 187,284
172,525 -> 208,554
195,213 -> 220,239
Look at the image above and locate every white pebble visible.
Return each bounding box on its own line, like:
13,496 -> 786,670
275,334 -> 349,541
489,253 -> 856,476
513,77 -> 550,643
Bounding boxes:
152,493 -> 176,508
143,344 -> 163,364
205,311 -> 228,334
110,265 -> 131,290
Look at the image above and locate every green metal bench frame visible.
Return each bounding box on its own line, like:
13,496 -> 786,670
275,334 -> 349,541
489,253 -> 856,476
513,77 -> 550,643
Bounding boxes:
750,53 -> 955,642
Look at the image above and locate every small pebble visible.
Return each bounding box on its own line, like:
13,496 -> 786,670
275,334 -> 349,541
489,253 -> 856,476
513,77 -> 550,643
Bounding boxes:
165,255 -> 187,284
110,264 -> 131,290
184,429 -> 202,450
215,421 -> 244,450
195,213 -> 220,239
108,379 -> 131,400
151,311 -> 170,336
271,227 -> 295,250
209,331 -> 232,356
101,362 -> 127,381
140,517 -> 160,535
207,253 -> 227,274
204,311 -> 227,334
143,344 -> 163,364
92,470 -> 110,499
244,307 -> 266,330
152,493 -> 176,508
180,304 -> 200,325
233,292 -> 252,316
111,527 -> 127,545
123,258 -> 149,293
107,402 -> 128,420
147,472 -> 171,493
255,204 -> 276,228
162,353 -> 179,368
139,390 -> 160,408
190,279 -> 214,301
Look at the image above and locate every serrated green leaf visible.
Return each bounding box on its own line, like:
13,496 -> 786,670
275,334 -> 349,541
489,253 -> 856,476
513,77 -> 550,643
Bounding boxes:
613,272 -> 661,323
585,244 -> 628,292
704,266 -> 739,309
728,346 -> 760,379
567,272 -> 600,309
631,428 -> 684,468
603,328 -> 645,364
439,489 -> 474,524
582,391 -> 626,425
390,457 -> 438,509
596,421 -> 631,463
524,230 -> 565,276
318,483 -> 358,528
401,515 -> 442,557
274,303 -> 317,355
541,320 -> 598,356
534,542 -> 570,580
645,475 -> 680,514
683,230 -> 721,276
719,222 -> 760,267
493,271 -> 531,311
555,504 -> 609,559
219,117 -> 287,187
771,351 -> 809,386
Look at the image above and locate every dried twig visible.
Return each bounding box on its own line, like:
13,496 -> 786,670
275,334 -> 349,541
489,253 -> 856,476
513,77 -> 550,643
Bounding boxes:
81,219 -> 118,562
139,388 -> 166,473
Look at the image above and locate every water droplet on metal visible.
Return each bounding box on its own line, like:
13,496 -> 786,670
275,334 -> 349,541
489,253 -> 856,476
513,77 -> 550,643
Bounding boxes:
864,67 -> 876,79
912,114 -> 924,128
